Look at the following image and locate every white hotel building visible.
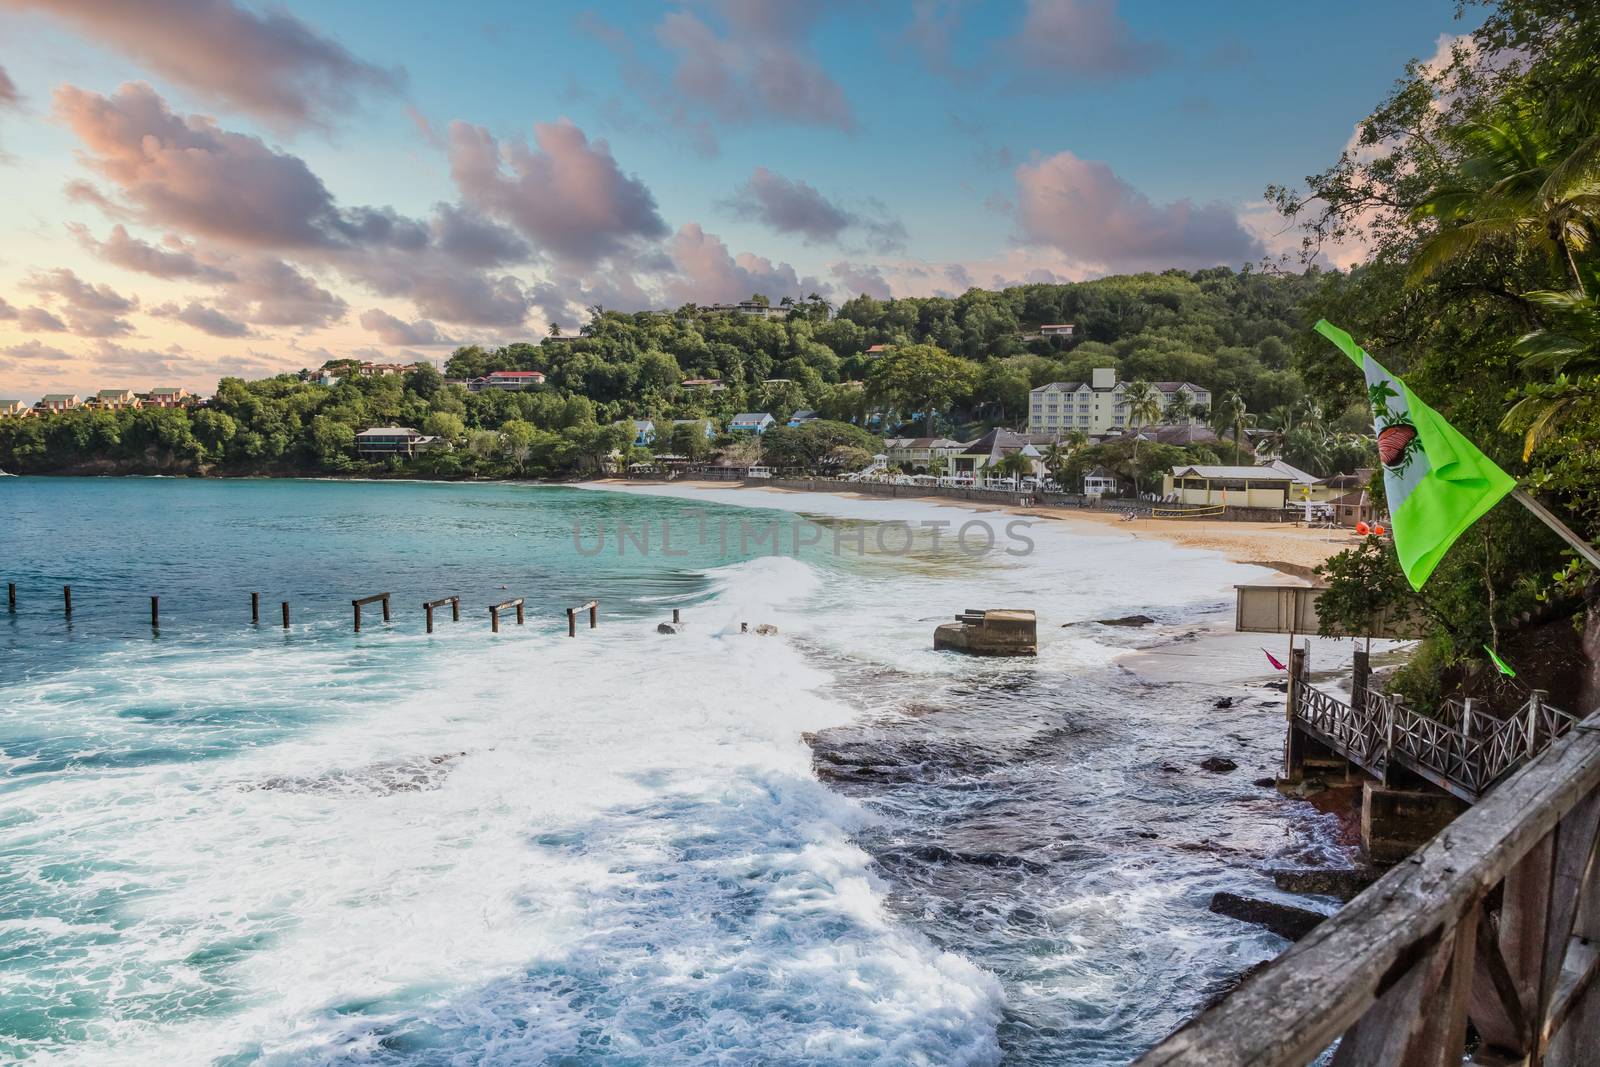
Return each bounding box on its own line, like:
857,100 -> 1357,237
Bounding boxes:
1027,367 -> 1211,439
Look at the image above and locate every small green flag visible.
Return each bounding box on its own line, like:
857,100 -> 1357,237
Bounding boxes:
1315,321 -> 1516,590
1484,644 -> 1517,678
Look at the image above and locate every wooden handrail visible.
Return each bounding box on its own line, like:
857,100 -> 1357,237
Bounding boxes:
566,600 -> 598,637
422,595 -> 460,634
1136,709 -> 1600,1066
351,592 -> 391,632
489,597 -> 524,633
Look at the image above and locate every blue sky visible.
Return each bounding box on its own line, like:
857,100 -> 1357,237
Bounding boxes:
0,0 -> 1476,395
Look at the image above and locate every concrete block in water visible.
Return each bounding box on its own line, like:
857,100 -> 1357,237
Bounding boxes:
933,608 -> 1036,657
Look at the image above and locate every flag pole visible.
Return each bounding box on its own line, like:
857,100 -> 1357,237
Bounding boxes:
1511,489 -> 1600,572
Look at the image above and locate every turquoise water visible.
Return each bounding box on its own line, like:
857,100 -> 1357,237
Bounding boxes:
0,478 -> 1340,1065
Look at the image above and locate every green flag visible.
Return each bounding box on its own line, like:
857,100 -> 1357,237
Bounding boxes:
1483,644 -> 1517,678
1315,320 -> 1516,590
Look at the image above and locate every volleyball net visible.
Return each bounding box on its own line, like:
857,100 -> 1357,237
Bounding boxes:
1149,504 -> 1227,519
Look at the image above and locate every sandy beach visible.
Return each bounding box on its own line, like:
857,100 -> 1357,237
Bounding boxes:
616,479 -> 1355,577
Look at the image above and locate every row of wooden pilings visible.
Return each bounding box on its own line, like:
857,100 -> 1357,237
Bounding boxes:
6,582 -> 605,636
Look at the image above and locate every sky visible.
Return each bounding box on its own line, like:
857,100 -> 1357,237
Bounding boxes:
0,0 -> 1478,398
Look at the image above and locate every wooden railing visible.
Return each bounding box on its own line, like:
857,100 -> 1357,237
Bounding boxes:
1290,675 -> 1577,803
1136,708 -> 1600,1066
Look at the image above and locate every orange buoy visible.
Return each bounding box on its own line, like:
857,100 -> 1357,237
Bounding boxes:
1355,521 -> 1370,535
1374,524 -> 1386,536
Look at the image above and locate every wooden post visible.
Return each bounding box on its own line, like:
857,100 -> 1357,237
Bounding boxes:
588,601 -> 597,629
382,595 -> 391,623
354,601 -> 362,633
281,601 -> 290,629
567,607 -> 576,637
352,593 -> 391,633
251,591 -> 260,624
1527,690 -> 1544,757
150,595 -> 159,630
741,621 -> 749,633
451,597 -> 460,622
672,608 -> 680,623
1352,646 -> 1370,714
517,600 -> 526,625
7,582 -> 14,612
425,602 -> 435,634
492,605 -> 501,634
63,585 -> 72,618
490,598 -> 522,633
423,596 -> 459,634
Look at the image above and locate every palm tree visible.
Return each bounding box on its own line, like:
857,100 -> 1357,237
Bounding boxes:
993,451 -> 1034,487
1502,289 -> 1600,457
1212,390 -> 1251,460
1409,106 -> 1600,296
1121,380 -> 1163,488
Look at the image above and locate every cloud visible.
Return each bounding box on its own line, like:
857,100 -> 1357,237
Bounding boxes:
1004,0 -> 1165,84
2,339 -> 72,362
0,296 -> 16,319
448,119 -> 667,268
20,268 -> 139,336
358,308 -> 456,346
219,257 -> 347,329
151,300 -> 253,337
1013,150 -> 1262,271
430,202 -> 530,267
18,307 -> 68,332
3,0 -> 402,127
830,261 -> 892,300
723,168 -> 907,252
70,223 -> 237,281
0,63 -> 18,107
661,223 -> 822,305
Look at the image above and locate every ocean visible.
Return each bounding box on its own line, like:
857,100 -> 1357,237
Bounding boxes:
0,478 -> 1348,1065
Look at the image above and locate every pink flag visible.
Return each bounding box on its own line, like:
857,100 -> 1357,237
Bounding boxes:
1262,648 -> 1286,671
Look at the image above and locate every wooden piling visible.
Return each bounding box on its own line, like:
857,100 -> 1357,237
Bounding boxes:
281,601 -> 290,629
63,585 -> 72,618
7,582 -> 14,612
251,591 -> 260,624
489,597 -> 524,633
1351,646 -> 1370,713
150,595 -> 159,630
566,600 -> 598,637
589,600 -> 598,629
422,595 -> 460,634
351,592 -> 391,633
672,608 -> 680,623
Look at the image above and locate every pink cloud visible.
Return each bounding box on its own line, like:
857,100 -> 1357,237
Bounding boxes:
661,223 -> 822,305
4,0 -> 401,127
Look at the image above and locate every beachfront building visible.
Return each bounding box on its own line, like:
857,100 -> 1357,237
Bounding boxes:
354,426 -> 437,458
1330,489 -> 1378,527
467,370 -> 545,392
1083,466 -> 1120,497
1027,368 -> 1211,438
92,389 -> 141,410
629,420 -> 657,446
948,428 -> 1042,485
729,412 -> 776,434
35,394 -> 82,413
1162,460 -> 1331,510
884,436 -> 965,473
141,387 -> 193,408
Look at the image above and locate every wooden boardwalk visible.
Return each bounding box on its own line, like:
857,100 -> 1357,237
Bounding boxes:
1289,675 -> 1578,803
1137,705 -> 1600,1066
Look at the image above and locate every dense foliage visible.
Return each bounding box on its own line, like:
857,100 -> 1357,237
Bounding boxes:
0,267 -> 1325,478
1279,0 -> 1600,708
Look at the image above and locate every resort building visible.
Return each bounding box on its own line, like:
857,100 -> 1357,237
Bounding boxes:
1082,466 -> 1121,497
354,426 -> 437,458
92,389 -> 141,410
1027,368 -> 1211,438
36,394 -> 82,413
1331,489 -> 1378,527
141,387 -> 192,408
786,409 -> 818,427
729,412 -> 776,434
1162,460 -> 1331,510
629,420 -> 657,447
357,362 -> 414,377
467,370 -> 545,392
948,428 -> 1042,485
702,301 -> 790,320
1,400 -> 31,417
883,436 -> 965,472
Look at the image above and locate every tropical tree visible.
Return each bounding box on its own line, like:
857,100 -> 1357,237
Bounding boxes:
1121,379 -> 1164,482
1212,390 -> 1251,459
865,343 -> 980,435
992,451 -> 1034,486
1502,289 -> 1600,457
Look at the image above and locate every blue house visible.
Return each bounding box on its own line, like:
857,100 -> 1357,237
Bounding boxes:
786,409 -> 818,428
629,419 -> 656,446
729,412 -> 776,435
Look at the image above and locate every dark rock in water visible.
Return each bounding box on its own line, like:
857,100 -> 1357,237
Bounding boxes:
1270,866 -> 1382,901
1251,776 -> 1277,789
935,609 -> 1036,656
1213,696 -> 1235,709
1135,830 -> 1159,840
1200,756 -> 1238,773
248,752 -> 466,796
1209,891 -> 1328,941
1263,679 -> 1288,692
657,622 -> 682,634
754,623 -> 779,636
1095,614 -> 1156,627
1159,762 -> 1182,774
